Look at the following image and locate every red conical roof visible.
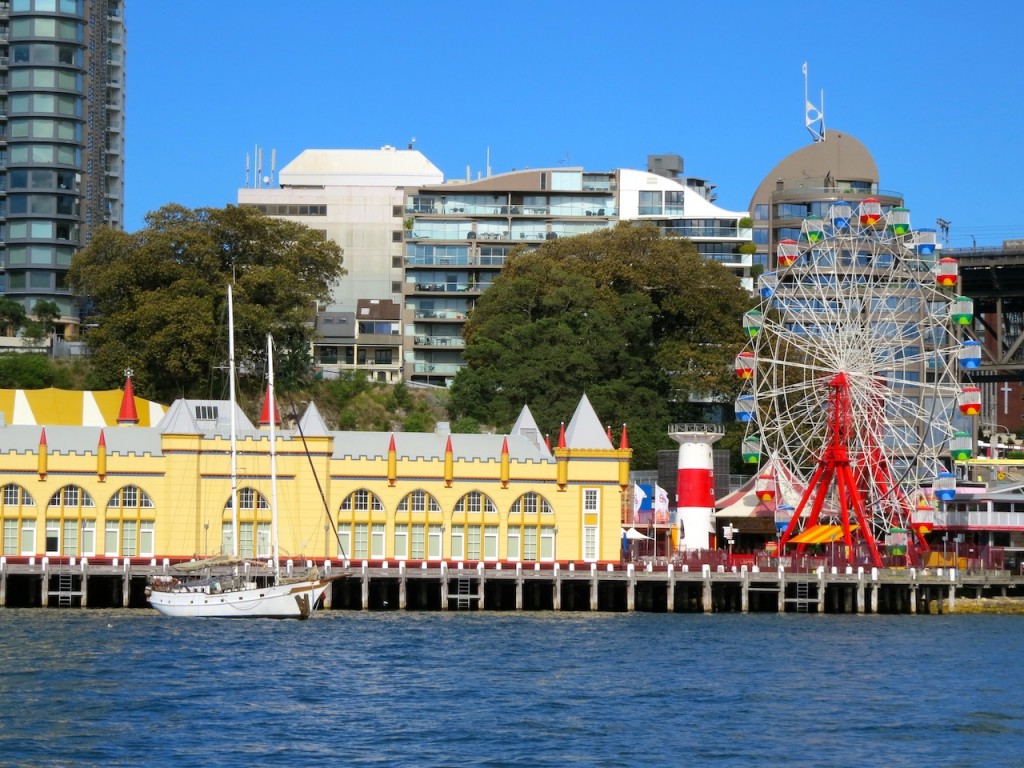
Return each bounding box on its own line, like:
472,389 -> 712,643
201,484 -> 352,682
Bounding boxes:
557,422 -> 566,449
117,374 -> 139,424
619,424 -> 629,450
258,386 -> 281,426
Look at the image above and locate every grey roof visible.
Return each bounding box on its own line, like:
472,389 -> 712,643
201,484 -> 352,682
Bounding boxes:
0,395 -> 613,464
157,399 -> 255,437
334,431 -> 553,463
297,401 -> 330,437
510,405 -> 549,455
565,394 -> 613,449
0,424 -> 164,457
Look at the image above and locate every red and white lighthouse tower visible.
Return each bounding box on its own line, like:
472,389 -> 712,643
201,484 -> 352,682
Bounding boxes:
669,423 -> 725,551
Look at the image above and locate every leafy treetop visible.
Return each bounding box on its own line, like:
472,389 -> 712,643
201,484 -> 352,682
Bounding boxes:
67,204 -> 345,402
447,222 -> 753,468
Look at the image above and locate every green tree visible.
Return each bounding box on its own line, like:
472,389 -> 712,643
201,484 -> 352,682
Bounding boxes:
0,354 -> 62,388
67,204 -> 345,401
0,298 -> 26,337
448,222 -> 753,467
22,299 -> 62,352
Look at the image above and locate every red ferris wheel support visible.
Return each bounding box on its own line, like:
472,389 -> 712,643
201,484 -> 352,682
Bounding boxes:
778,372 -> 885,568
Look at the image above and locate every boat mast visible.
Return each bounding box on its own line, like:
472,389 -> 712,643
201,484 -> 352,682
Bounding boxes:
228,285 -> 239,558
267,333 -> 280,581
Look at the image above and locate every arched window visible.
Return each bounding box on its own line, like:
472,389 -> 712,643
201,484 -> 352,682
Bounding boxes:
1,484 -> 36,556
508,492 -> 556,563
392,489 -> 442,561
223,486 -> 271,558
337,489 -> 386,560
43,484 -> 96,557
106,485 -> 155,558
452,490 -> 498,561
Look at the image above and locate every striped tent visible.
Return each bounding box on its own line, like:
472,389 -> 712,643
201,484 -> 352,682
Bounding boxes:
787,524 -> 858,545
0,387 -> 166,427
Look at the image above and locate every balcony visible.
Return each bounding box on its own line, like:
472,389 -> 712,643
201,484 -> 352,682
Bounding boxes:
411,362 -> 465,375
660,225 -> 745,239
413,310 -> 466,321
412,282 -> 483,294
413,335 -> 465,349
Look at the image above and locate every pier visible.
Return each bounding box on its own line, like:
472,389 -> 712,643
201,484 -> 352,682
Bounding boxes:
0,556 -> 1019,614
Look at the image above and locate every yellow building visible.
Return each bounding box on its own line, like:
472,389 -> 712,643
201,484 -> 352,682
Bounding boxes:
0,389 -> 631,565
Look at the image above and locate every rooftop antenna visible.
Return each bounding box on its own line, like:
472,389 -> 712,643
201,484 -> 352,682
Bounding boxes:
408,136 -> 416,150
803,62 -> 826,142
268,148 -> 276,187
255,145 -> 263,189
937,218 -> 951,244
245,152 -> 250,188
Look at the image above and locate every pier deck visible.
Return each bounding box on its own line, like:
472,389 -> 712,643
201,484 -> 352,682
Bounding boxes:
1,556 -> 1019,614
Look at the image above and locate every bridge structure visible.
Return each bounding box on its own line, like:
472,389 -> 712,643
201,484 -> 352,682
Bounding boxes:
954,240 -> 1024,382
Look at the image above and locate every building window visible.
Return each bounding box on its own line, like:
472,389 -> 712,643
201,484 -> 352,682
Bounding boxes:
411,524 -> 425,560
507,528 -> 520,561
256,523 -> 270,558
371,523 -> 386,559
484,525 -> 498,560
450,525 -> 464,560
121,520 -> 137,557
2,520 -> 16,557
428,524 -> 443,559
140,521 -> 155,558
81,520 -> 95,557
467,526 -> 481,560
105,520 -> 118,556
639,191 -> 662,216
221,521 -> 233,556
583,488 -> 599,562
21,519 -> 35,555
665,190 -> 685,215
46,518 -> 59,554
354,523 -> 368,559
336,523 -> 352,560
394,524 -> 408,559
374,349 -> 393,365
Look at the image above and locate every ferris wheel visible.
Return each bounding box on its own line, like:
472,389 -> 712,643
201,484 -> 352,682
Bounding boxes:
735,200 -> 978,567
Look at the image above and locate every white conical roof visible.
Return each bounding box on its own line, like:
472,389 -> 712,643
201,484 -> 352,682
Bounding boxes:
565,394 -> 613,449
297,401 -> 330,437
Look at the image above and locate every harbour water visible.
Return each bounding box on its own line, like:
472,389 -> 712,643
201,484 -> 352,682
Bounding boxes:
1,610 -> 1022,767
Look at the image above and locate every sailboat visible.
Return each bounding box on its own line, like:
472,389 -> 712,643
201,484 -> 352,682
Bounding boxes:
148,289 -> 344,619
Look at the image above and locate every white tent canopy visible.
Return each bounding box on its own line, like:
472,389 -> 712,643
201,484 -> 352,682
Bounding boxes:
622,527 -> 652,541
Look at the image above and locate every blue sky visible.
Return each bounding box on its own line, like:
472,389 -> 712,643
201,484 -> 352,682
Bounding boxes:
126,1 -> 1024,247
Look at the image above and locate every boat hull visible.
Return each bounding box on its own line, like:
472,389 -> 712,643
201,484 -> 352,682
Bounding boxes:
147,576 -> 337,619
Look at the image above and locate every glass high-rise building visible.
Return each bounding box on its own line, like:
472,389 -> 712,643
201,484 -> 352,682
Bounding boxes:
0,0 -> 125,337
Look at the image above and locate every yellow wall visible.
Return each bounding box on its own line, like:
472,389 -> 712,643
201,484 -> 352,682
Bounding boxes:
0,429 -> 630,564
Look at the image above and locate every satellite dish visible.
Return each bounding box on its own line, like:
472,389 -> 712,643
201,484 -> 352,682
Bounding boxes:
262,175 -> 270,184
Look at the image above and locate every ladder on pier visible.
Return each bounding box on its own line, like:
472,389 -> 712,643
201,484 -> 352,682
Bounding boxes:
795,580 -> 810,613
56,569 -> 75,607
455,578 -> 472,610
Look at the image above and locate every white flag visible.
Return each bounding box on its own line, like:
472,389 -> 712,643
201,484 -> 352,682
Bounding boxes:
654,484 -> 670,514
632,483 -> 647,514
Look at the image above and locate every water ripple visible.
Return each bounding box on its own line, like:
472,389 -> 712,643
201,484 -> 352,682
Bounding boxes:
1,610 -> 1023,767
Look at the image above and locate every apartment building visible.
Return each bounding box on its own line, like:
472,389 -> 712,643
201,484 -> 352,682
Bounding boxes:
0,0 -> 125,336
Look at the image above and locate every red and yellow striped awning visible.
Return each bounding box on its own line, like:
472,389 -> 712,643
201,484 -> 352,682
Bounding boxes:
788,524 -> 857,545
